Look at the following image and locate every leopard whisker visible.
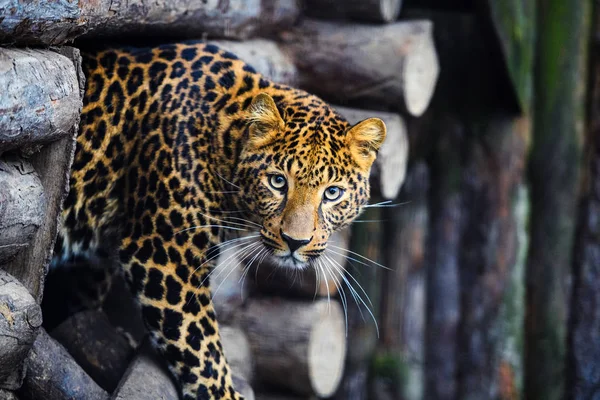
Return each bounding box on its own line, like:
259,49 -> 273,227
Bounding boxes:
219,216 -> 262,228
239,247 -> 265,284
362,200 -> 410,209
215,171 -> 241,189
212,242 -> 263,299
196,240 -> 259,289
197,211 -> 259,230
320,257 -> 348,336
325,254 -> 379,337
205,241 -> 261,298
190,235 -> 259,279
327,245 -> 390,270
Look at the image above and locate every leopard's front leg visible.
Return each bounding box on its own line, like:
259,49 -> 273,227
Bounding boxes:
119,234 -> 243,400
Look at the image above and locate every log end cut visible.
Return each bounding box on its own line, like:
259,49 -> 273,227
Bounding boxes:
403,21 -> 440,116
307,301 -> 346,397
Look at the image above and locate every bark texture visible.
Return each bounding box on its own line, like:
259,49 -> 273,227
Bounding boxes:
568,5 -> 600,398
525,2 -> 591,400
19,329 -> 109,400
0,156 -> 46,265
111,341 -> 178,400
424,117 -> 462,400
51,310 -> 133,393
0,270 -> 43,391
0,48 -> 81,155
2,47 -> 82,301
0,0 -> 301,45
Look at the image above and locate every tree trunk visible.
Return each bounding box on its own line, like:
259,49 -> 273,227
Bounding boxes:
0,0 -> 301,46
567,5 -> 600,398
525,2 -> 591,400
1,48 -> 82,302
234,298 -> 346,398
457,115 -> 528,400
0,270 -> 43,391
278,19 -> 439,117
424,116 -> 462,400
371,161 -> 428,400
303,0 -> 403,23
19,329 -> 109,400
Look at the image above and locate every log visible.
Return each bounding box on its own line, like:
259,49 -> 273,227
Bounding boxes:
278,19 -> 439,117
210,40 -> 299,87
111,340 -> 178,400
0,48 -> 81,155
525,2 -> 591,400
250,228 -> 350,298
112,340 -> 254,400
50,310 -> 134,393
2,47 -> 82,301
235,298 -> 346,397
0,389 -> 18,400
335,106 -> 408,200
220,325 -> 254,383
19,329 -> 109,400
303,0 -> 403,23
0,0 -> 301,46
0,270 -> 43,391
0,156 -> 46,265
102,273 -> 147,346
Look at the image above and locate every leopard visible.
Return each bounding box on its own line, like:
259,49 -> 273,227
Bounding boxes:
49,41 -> 386,400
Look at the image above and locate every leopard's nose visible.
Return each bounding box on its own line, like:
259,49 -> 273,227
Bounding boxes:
281,232 -> 312,253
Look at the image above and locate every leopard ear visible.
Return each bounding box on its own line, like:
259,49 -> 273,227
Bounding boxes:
346,118 -> 387,169
247,93 -> 285,147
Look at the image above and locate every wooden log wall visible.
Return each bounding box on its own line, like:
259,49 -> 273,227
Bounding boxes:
0,0 -> 426,397
8,1 -> 597,400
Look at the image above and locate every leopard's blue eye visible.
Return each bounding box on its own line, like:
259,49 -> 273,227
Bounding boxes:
269,174 -> 287,191
324,186 -> 343,201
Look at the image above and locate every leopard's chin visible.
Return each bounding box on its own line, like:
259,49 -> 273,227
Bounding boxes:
267,252 -> 309,270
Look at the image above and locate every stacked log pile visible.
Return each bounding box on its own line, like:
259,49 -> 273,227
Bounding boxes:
0,0 -> 433,399
3,1 -> 598,400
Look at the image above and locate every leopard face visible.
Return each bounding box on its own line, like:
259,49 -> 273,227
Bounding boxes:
232,93 -> 386,269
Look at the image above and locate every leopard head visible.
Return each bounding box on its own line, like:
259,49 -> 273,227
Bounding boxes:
232,92 -> 386,269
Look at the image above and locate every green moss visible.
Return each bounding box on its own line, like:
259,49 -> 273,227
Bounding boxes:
487,0 -> 535,111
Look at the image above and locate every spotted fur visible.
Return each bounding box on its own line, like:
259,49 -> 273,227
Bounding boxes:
52,41 -> 386,399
